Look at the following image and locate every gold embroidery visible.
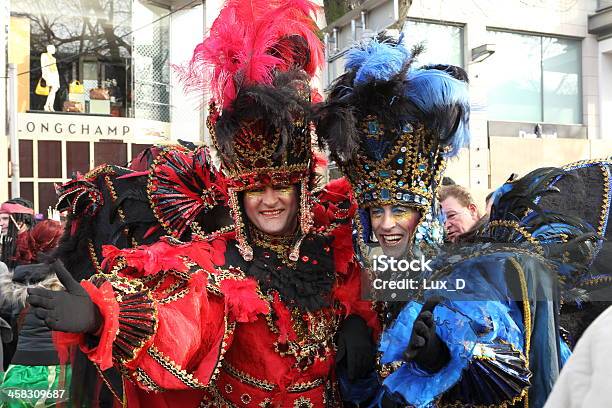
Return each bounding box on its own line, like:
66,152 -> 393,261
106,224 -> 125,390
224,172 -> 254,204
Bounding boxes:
287,378 -> 324,393
148,346 -> 207,389
293,396 -> 314,408
135,368 -> 164,392
223,363 -> 275,391
486,220 -> 544,255
158,287 -> 190,304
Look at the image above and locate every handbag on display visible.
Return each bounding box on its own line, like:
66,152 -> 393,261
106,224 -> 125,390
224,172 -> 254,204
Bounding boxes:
69,80 -> 85,94
89,87 -> 110,100
35,78 -> 50,96
63,100 -> 84,113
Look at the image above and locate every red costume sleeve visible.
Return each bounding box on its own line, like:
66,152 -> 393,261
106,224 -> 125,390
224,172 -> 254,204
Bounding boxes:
64,237 -> 267,392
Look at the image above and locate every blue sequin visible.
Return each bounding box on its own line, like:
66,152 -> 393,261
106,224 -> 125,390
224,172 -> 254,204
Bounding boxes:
368,121 -> 379,134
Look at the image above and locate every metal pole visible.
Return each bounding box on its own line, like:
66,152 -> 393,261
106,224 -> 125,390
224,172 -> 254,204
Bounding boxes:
8,63 -> 19,198
0,1 -> 9,203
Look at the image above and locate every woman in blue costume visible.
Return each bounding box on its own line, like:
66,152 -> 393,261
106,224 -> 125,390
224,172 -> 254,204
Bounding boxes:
316,33 -> 584,407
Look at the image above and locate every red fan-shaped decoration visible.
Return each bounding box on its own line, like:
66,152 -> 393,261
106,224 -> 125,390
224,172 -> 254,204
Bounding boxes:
147,146 -> 229,238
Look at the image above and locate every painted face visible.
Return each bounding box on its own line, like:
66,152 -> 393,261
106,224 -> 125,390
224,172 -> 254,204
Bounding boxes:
370,205 -> 421,259
243,185 -> 299,236
0,214 -> 9,235
441,196 -> 480,243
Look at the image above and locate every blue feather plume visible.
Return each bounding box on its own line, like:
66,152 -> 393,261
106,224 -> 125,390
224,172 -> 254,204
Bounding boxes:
405,68 -> 470,157
344,35 -> 470,158
345,35 -> 412,85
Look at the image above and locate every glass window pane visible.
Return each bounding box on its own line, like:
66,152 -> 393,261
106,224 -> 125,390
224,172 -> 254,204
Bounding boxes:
487,31 -> 542,122
402,21 -> 464,68
38,140 -> 62,178
10,0 -> 132,116
94,141 -> 127,167
19,140 -> 33,178
38,182 -> 57,216
67,142 -> 90,177
542,37 -> 581,124
18,183 -> 34,205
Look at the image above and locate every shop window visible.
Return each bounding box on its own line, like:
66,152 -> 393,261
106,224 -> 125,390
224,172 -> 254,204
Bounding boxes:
486,30 -> 582,124
37,141 -> 62,178
402,20 -> 464,68
18,140 -> 33,178
7,183 -> 34,205
38,182 -> 58,216
94,141 -> 127,167
9,0 -> 171,122
67,141 -> 91,176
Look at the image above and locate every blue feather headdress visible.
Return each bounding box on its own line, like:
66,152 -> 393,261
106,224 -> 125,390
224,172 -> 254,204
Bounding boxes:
316,33 -> 470,212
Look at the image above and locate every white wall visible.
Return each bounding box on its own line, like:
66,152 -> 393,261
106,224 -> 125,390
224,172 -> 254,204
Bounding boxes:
169,5 -> 205,143
599,37 -> 612,140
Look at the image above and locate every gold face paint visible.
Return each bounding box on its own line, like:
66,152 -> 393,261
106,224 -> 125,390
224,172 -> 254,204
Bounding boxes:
274,186 -> 294,197
244,189 -> 265,198
391,206 -> 420,221
244,185 -> 294,199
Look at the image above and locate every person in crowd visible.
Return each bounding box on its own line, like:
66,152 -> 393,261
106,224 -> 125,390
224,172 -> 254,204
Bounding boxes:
0,220 -> 69,407
0,199 -> 35,270
438,184 -> 485,243
27,1 -> 380,407
544,304 -> 612,407
0,199 -> 36,372
316,32 -> 576,408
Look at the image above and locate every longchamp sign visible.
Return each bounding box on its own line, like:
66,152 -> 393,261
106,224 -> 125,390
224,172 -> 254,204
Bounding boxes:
17,113 -> 170,139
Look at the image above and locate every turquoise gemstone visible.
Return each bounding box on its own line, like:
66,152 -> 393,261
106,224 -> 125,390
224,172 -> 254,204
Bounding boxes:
418,164 -> 426,171
368,121 -> 379,134
379,170 -> 390,177
397,158 -> 404,164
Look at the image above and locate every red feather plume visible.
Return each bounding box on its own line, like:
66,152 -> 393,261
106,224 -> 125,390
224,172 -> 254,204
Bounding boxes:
178,0 -> 323,109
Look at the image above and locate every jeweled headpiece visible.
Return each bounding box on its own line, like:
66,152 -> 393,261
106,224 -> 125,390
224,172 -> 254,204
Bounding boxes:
316,34 -> 469,252
179,0 -> 324,260
317,35 -> 469,211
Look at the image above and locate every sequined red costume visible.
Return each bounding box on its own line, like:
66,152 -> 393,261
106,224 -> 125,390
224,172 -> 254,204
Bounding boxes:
56,177 -> 378,408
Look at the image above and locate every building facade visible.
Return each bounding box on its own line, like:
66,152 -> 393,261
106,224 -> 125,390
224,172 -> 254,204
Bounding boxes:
1,0 -> 213,213
323,0 -> 612,204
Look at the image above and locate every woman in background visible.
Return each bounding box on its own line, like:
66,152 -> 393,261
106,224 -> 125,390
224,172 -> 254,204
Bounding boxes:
0,220 -> 70,407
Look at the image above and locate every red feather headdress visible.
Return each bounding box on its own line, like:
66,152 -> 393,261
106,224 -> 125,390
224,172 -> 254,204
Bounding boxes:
178,0 -> 324,261
179,0 -> 323,109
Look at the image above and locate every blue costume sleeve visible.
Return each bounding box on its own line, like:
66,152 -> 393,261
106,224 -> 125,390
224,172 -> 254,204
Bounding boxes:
377,254 -> 532,408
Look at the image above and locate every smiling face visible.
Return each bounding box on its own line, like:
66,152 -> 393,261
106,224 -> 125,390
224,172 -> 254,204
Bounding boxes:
243,185 -> 299,236
370,204 -> 421,259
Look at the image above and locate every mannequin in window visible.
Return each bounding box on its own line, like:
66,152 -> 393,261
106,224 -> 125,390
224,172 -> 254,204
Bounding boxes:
40,45 -> 60,112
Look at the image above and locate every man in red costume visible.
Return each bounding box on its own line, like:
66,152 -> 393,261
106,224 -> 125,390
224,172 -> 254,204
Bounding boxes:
27,1 -> 380,407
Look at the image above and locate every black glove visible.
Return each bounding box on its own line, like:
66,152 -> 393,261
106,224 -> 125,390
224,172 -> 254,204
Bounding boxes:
336,314 -> 376,381
27,259 -> 101,334
13,263 -> 53,284
403,297 -> 450,373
